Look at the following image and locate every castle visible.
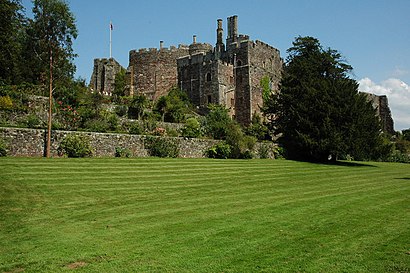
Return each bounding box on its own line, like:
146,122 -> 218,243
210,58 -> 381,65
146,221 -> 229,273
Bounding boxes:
90,15 -> 394,133
91,15 -> 283,125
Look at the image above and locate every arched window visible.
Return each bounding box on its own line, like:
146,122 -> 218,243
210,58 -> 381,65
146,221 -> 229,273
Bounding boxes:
206,72 -> 211,82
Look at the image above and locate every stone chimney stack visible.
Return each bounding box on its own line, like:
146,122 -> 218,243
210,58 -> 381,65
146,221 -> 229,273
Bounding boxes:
216,19 -> 225,53
160,40 -> 164,50
193,35 -> 197,44
227,15 -> 238,44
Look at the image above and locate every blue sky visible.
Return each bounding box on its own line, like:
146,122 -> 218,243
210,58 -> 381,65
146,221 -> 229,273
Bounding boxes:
21,0 -> 410,130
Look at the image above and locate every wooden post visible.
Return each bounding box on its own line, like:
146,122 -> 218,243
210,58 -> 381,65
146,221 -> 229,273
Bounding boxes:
46,48 -> 53,158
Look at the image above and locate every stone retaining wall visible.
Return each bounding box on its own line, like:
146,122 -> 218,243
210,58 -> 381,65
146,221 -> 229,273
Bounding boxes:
0,127 -> 276,158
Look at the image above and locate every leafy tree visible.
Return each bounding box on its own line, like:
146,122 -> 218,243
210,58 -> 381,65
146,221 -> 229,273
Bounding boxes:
128,94 -> 149,120
154,87 -> 191,123
0,0 -> 26,84
402,129 -> 410,141
181,117 -> 201,138
264,36 -> 385,162
24,0 -> 77,85
245,114 -> 270,141
204,104 -> 232,139
113,68 -> 127,100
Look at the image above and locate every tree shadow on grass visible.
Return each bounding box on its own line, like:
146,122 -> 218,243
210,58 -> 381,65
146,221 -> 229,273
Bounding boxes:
395,177 -> 410,180
294,159 -> 378,168
332,161 -> 378,168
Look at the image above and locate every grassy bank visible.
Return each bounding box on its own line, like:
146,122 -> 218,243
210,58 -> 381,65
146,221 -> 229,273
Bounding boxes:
0,158 -> 409,272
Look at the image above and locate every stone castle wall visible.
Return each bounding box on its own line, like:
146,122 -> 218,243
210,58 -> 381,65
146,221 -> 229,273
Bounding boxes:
362,92 -> 395,135
129,45 -> 189,100
90,58 -> 124,96
0,127 -> 276,158
0,127 -> 219,158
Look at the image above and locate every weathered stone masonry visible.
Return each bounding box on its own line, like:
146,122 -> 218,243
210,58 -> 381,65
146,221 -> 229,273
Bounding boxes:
0,127 -> 275,158
90,58 -> 124,96
128,45 -> 189,100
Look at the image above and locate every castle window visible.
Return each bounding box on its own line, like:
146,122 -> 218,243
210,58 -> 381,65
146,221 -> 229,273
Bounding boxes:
207,95 -> 212,104
230,98 -> 235,108
230,76 -> 234,84
206,72 -> 211,82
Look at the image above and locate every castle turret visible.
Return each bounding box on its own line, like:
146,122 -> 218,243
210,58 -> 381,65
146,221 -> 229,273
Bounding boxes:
216,19 -> 225,53
227,15 -> 238,44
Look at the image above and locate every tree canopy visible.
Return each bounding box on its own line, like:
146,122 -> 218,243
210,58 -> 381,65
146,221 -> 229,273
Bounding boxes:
264,36 -> 386,162
0,0 -> 25,84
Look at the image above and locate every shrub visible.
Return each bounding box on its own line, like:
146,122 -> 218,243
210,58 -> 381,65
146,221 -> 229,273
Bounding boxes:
114,105 -> 128,117
115,147 -> 131,158
387,150 -> 410,163
0,96 -> 13,110
181,117 -> 201,138
0,138 -> 8,157
25,114 -> 41,128
204,104 -> 232,139
107,114 -> 119,131
258,143 -> 271,159
58,134 -> 93,158
129,122 -> 143,135
226,123 -> 256,159
206,142 -> 232,159
83,119 -> 109,133
166,128 -> 180,137
145,136 -> 179,158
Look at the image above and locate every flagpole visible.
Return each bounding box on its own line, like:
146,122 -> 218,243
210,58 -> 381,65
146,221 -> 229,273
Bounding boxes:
109,21 -> 112,58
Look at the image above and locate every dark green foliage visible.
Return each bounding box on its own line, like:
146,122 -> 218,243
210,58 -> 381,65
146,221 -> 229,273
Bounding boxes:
225,122 -> 256,159
58,134 -> 92,158
204,104 -> 232,140
128,94 -> 149,120
128,122 -> 143,135
387,150 -> 410,163
0,138 -> 8,157
154,88 -> 191,123
258,143 -> 271,159
181,117 -> 201,138
25,114 -> 41,128
206,142 -> 232,159
0,0 -> 25,84
113,68 -> 127,100
264,36 -> 385,162
402,129 -> 410,141
145,136 -> 179,158
245,114 -> 270,141
114,105 -> 128,117
0,83 -> 44,111
115,147 -> 131,158
24,0 -> 78,85
83,119 -> 110,133
53,78 -> 87,108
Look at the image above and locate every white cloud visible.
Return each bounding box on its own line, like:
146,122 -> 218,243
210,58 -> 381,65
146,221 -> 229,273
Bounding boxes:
358,77 -> 410,131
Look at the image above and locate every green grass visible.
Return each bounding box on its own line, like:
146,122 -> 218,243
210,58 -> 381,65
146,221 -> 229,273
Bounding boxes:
0,158 -> 409,272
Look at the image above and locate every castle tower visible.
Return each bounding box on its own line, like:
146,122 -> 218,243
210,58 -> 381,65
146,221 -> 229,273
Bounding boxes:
227,15 -> 238,45
216,19 -> 225,54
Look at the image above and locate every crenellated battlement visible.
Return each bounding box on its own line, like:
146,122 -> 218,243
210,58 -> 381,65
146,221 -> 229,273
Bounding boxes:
130,44 -> 190,55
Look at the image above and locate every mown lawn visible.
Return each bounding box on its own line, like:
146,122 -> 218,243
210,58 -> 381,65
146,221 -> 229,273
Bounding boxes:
0,157 -> 409,272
